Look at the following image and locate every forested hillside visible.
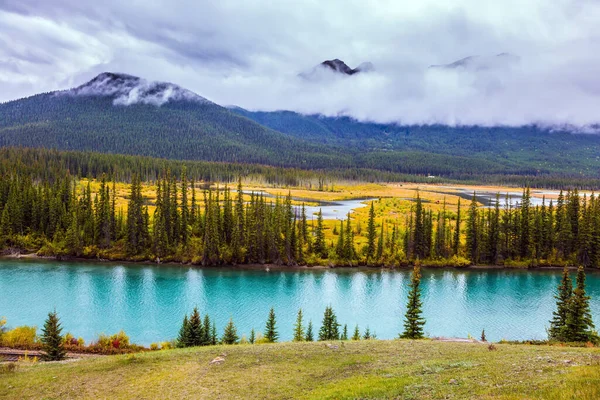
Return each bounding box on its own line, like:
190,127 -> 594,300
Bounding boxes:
1,73 -> 600,184
231,108 -> 600,177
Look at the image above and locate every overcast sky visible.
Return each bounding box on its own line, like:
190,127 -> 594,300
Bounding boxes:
1,0 -> 600,128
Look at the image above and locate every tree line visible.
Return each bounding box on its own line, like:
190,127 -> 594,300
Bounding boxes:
3,163 -> 600,268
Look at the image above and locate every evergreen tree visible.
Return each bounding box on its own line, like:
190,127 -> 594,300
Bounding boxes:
352,325 -> 361,340
453,198 -> 461,256
177,315 -> 192,348
549,266 -> 573,341
202,315 -> 212,345
249,328 -> 255,344
481,329 -> 487,342
341,324 -> 348,340
264,307 -> 279,343
465,194 -> 478,263
565,266 -> 597,342
318,306 -> 341,341
401,264 -> 426,339
188,307 -> 203,346
293,309 -> 305,342
363,327 -> 372,340
41,310 -> 66,361
211,321 -> 218,345
366,202 -> 376,260
313,209 -> 326,257
305,321 -> 314,342
221,318 -> 239,344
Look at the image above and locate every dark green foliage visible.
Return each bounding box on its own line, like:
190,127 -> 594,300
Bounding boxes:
341,324 -> 348,341
221,318 -> 239,345
363,327 -> 372,340
564,267 -> 597,343
401,264 -> 426,339
188,307 -> 203,347
318,306 -> 340,341
481,329 -> 486,342
41,310 -> 66,361
549,267 -> 573,341
293,309 -> 305,342
177,315 -> 192,348
352,325 -> 361,341
249,328 -> 255,344
366,202 -> 376,260
264,308 -> 278,343
305,321 -> 314,342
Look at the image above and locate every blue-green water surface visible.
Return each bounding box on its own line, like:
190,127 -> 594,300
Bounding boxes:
1,259 -> 598,344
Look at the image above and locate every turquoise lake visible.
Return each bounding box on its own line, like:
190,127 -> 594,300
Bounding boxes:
1,259 -> 599,345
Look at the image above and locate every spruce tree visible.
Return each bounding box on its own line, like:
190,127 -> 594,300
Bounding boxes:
549,266 -> 573,341
305,321 -> 314,342
221,318 -> 239,345
41,310 -> 66,361
177,315 -> 192,348
211,321 -> 218,345
401,264 -> 426,339
363,326 -> 372,340
318,306 -> 340,341
249,328 -> 255,344
352,325 -> 361,340
366,202 -> 376,260
341,324 -> 348,341
565,266 -> 597,342
188,307 -> 203,346
313,209 -> 326,257
293,309 -> 305,342
202,315 -> 212,345
264,307 -> 279,343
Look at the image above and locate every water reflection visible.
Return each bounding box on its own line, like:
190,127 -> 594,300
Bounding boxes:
0,260 -> 598,344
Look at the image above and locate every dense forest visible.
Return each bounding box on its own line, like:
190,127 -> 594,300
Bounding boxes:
2,72 -> 600,187
1,148 -> 600,268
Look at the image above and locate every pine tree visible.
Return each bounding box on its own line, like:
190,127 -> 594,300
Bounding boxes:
352,325 -> 361,340
293,309 -> 305,342
202,314 -> 211,345
481,329 -> 487,342
41,310 -> 66,361
318,306 -> 340,341
341,324 -> 348,340
313,209 -> 326,257
465,194 -> 478,263
221,318 -> 239,345
549,266 -> 573,341
366,202 -> 376,260
264,307 -> 278,343
453,198 -> 461,256
363,327 -> 372,340
211,322 -> 218,345
177,315 -> 192,348
401,263 -> 426,339
305,321 -> 314,342
249,328 -> 255,344
565,266 -> 597,343
188,307 -> 203,346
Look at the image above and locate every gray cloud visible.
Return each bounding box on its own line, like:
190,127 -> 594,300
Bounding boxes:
1,0 -> 600,128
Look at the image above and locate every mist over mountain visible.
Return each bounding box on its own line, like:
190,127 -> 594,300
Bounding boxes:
62,72 -> 212,106
298,59 -> 374,80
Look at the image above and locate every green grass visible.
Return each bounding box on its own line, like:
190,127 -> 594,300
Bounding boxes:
1,340 -> 599,399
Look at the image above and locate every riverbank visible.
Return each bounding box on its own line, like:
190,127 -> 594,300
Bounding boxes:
1,340 -> 599,399
0,250 -> 588,272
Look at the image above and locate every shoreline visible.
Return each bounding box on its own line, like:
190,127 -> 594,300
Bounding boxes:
0,251 -> 589,272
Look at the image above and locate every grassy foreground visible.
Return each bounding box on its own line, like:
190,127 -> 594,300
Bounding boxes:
1,340 -> 599,400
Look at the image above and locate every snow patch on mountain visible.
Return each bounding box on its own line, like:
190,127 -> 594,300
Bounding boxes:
62,72 -> 212,106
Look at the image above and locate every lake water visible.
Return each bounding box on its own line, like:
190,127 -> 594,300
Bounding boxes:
1,260 -> 599,345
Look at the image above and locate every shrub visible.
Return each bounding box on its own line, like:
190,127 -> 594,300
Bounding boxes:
150,342 -> 160,351
160,341 -> 174,350
0,326 -> 38,348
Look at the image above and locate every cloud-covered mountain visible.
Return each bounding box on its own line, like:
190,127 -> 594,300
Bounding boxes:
61,72 -> 212,106
429,53 -> 520,71
299,59 -> 374,80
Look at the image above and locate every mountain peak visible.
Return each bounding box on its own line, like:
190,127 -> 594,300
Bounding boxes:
299,59 -> 374,80
63,72 -> 211,106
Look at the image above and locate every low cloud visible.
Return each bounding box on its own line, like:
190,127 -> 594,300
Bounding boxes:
1,0 -> 600,129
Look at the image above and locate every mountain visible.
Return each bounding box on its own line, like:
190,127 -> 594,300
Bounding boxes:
2,71 -> 600,182
229,108 -> 600,178
429,53 -> 520,71
0,73 -> 351,169
299,59 -> 374,79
